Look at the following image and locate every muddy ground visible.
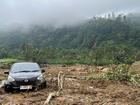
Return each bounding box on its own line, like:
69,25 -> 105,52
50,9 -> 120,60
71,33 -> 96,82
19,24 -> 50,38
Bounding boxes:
0,65 -> 140,105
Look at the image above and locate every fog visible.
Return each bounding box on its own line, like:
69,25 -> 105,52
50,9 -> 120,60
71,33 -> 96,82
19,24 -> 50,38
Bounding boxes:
0,0 -> 140,28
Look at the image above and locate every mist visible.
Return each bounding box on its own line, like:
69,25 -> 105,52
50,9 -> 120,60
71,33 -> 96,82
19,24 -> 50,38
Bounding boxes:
0,0 -> 140,29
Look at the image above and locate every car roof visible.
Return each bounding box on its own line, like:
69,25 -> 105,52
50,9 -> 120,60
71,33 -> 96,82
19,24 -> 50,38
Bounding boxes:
13,62 -> 38,65
11,62 -> 40,72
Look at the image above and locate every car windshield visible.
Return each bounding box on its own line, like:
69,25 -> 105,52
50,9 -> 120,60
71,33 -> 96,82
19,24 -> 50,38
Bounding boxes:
11,63 -> 41,73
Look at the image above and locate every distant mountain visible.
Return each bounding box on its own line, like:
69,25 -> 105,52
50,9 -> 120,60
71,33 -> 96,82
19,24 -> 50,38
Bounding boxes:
127,13 -> 140,23
0,13 -> 140,50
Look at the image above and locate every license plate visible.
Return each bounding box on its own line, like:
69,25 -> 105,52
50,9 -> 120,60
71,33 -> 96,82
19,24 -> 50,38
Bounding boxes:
20,85 -> 32,90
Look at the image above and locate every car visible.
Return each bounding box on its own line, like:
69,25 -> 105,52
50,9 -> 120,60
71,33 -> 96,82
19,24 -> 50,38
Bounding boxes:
4,62 -> 46,92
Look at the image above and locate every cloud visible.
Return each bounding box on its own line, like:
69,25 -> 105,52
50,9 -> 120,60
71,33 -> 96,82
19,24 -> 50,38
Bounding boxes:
0,0 -> 139,27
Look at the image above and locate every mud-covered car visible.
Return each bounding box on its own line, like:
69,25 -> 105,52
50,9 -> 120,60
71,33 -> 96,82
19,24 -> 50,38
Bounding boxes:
4,62 -> 46,92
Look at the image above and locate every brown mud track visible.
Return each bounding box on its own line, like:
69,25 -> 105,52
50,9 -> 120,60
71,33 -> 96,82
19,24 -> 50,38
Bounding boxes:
0,65 -> 140,105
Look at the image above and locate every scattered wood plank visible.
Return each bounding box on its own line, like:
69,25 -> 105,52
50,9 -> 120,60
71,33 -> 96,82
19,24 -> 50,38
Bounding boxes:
43,71 -> 65,105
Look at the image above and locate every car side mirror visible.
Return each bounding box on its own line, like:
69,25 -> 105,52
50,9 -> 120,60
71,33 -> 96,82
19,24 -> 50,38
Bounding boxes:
41,69 -> 45,73
4,71 -> 9,75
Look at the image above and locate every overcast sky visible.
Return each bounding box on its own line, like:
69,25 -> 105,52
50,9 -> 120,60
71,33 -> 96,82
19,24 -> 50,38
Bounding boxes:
0,0 -> 140,27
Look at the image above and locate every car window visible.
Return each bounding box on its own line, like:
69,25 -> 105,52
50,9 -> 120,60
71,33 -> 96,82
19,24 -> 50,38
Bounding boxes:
11,63 -> 41,73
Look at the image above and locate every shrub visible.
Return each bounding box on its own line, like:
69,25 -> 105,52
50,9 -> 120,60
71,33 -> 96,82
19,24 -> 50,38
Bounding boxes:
87,64 -> 140,86
103,64 -> 131,81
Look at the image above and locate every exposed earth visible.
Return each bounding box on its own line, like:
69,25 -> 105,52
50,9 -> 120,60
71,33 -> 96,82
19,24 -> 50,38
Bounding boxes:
0,65 -> 140,105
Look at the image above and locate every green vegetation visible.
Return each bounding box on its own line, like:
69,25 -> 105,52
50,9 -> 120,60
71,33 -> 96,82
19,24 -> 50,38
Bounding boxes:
103,64 -> 132,81
87,64 -> 140,85
0,13 -> 140,65
0,58 -> 17,64
0,58 -> 18,69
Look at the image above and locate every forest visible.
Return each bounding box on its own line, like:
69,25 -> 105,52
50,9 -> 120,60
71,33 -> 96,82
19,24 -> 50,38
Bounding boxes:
0,13 -> 140,65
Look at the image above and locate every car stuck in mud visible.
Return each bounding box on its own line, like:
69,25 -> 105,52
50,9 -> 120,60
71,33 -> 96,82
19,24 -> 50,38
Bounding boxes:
4,62 -> 46,92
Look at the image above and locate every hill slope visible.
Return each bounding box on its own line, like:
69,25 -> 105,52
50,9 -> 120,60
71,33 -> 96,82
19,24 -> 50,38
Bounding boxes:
0,14 -> 140,64
0,14 -> 140,49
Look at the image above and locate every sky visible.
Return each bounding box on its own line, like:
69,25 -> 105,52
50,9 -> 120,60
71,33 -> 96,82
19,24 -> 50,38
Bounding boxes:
0,0 -> 140,28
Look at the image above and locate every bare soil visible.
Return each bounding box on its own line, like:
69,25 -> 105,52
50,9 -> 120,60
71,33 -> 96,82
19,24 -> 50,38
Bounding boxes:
0,65 -> 140,105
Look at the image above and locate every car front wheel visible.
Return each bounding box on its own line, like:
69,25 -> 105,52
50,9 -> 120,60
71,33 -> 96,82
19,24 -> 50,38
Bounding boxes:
40,81 -> 47,89
4,85 -> 13,93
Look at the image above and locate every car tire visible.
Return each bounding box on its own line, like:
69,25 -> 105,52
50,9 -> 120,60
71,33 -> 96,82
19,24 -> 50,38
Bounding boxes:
4,85 -> 13,93
35,81 -> 46,91
41,81 -> 47,89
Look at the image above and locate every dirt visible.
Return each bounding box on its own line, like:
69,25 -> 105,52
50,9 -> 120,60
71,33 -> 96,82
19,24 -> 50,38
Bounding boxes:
0,65 -> 140,105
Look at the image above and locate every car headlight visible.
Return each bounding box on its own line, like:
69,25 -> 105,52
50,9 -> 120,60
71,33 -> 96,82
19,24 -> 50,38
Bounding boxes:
8,76 -> 15,82
37,74 -> 43,81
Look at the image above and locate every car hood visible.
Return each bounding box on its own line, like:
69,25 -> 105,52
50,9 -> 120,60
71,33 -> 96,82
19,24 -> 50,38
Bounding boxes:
10,72 -> 41,79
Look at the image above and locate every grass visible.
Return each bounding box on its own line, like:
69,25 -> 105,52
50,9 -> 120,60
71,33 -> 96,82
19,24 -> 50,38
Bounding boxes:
0,58 -> 18,64
0,58 -> 18,69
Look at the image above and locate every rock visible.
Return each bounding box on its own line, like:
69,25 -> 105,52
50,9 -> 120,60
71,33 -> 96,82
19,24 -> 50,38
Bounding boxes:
101,68 -> 109,72
61,65 -> 66,67
68,68 -> 76,72
97,66 -> 103,70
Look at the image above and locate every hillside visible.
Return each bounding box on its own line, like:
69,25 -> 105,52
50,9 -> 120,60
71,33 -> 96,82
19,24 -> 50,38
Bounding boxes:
0,14 -> 140,65
0,14 -> 140,49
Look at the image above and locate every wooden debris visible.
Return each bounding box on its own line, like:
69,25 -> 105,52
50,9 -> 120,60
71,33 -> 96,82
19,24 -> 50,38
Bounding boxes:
43,71 -> 65,105
0,80 -> 6,88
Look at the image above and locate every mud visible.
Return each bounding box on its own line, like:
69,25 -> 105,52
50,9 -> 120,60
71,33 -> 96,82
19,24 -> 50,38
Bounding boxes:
0,65 -> 140,105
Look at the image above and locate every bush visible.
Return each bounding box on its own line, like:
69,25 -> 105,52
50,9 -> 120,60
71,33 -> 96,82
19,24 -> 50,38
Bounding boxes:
87,64 -> 140,86
103,64 -> 130,81
0,58 -> 17,64
0,58 -> 18,69
103,64 -> 140,85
